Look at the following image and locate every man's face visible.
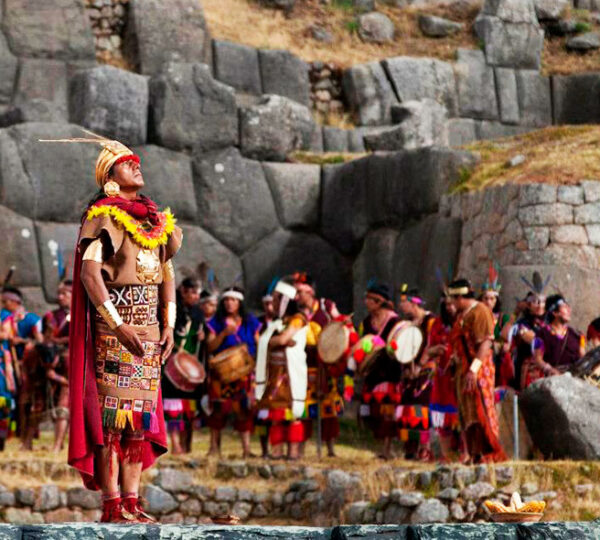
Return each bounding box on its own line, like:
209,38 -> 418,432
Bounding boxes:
201,299 -> 217,319
262,299 -> 274,316
481,292 -> 498,312
111,159 -> 144,190
451,296 -> 468,312
57,285 -> 72,309
557,302 -> 571,323
1,296 -> 20,313
398,299 -> 416,320
181,287 -> 200,307
296,287 -> 314,310
527,295 -> 546,316
364,293 -> 385,314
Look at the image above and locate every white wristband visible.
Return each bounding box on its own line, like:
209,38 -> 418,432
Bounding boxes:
470,358 -> 482,374
96,300 -> 124,330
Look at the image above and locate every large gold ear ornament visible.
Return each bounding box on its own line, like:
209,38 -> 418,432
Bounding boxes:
103,181 -> 120,197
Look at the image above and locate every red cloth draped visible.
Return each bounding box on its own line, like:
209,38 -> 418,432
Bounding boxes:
68,201 -> 167,491
93,195 -> 159,225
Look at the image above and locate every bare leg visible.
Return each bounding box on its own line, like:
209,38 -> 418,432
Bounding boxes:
326,439 -> 336,457
52,418 -> 68,453
240,430 -> 252,458
170,430 -> 183,455
270,442 -> 284,459
207,428 -> 221,456
288,441 -> 300,460
259,433 -> 269,458
120,460 -> 143,495
97,444 -> 120,495
20,424 -> 36,451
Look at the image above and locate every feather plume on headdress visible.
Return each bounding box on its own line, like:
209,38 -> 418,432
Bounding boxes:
520,271 -> 551,296
482,262 -> 501,295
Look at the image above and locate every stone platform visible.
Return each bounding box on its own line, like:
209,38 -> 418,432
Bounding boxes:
1,522 -> 599,539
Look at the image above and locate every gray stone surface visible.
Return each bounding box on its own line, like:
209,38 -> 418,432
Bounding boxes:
69,65 -> 148,146
258,49 -> 310,107
551,224 -> 588,244
460,482 -> 495,501
358,12 -> 395,43
418,14 -> 463,37
150,62 -> 237,153
553,74 -> 600,125
142,485 -> 178,515
263,162 -> 321,228
0,33 -> 17,105
575,202 -> 600,224
0,100 -> 66,126
193,147 -> 279,254
410,498 -> 449,524
323,127 -> 349,153
240,95 -> 321,161
521,374 -> 600,459
475,0 -> 544,70
35,222 -> 78,302
495,67 -> 519,125
321,148 -> 475,254
213,40 -> 262,95
383,56 -> 457,117
516,70 -> 552,127
343,61 -> 397,125
558,185 -> 584,205
33,485 -> 60,512
519,183 -> 557,205
364,99 -> 448,150
242,229 -> 353,312
66,488 -> 101,510
3,0 -> 95,61
133,145 -> 196,221
567,32 -> 600,51
582,180 -> 600,203
519,203 -> 573,225
455,49 -> 498,121
346,501 -> 370,524
0,206 -> 41,288
476,121 -> 533,140
535,0 -> 569,20
13,59 -> 68,121
125,0 -> 212,75
448,118 -> 478,146
154,468 -> 194,494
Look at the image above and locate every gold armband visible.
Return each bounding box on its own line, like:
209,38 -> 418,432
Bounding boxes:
162,301 -> 176,329
163,260 -> 175,282
82,238 -> 103,263
96,300 -> 123,330
470,358 -> 482,375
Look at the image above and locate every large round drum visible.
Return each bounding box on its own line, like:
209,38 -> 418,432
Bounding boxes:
351,334 -> 386,375
164,350 -> 206,393
209,344 -> 255,384
386,321 -> 423,364
317,321 -> 350,364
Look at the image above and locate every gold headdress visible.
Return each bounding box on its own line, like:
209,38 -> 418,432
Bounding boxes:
39,129 -> 139,188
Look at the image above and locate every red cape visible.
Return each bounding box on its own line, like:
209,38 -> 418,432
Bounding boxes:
68,216 -> 167,490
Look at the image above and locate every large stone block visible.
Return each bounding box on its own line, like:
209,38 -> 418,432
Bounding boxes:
518,203 -> 572,226
0,33 -> 17,105
321,148 -> 476,254
125,0 -> 212,75
342,61 -> 397,126
448,118 -> 478,146
323,127 -> 349,153
213,40 -> 262,95
475,10 -> 544,70
262,162 -> 321,228
383,56 -> 457,117
69,65 -> 149,146
35,222 -> 78,302
2,123 -> 99,222
455,49 -> 498,121
176,225 -> 243,290
13,59 -> 68,122
258,50 -> 310,107
242,229 -> 353,312
521,374 -> 600,460
0,100 -> 66,126
192,147 -> 279,254
0,205 -> 41,287
494,67 -> 519,125
132,145 -> 196,221
150,62 -> 238,153
476,121 -> 534,140
552,74 -> 600,125
364,99 -> 448,151
3,0 -> 95,61
240,95 -> 321,161
515,70 -> 552,128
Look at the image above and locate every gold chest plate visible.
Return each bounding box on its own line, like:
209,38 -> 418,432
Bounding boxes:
136,248 -> 161,285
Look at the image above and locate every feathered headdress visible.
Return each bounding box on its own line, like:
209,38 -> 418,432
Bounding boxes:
482,262 -> 501,295
435,264 -> 454,298
520,271 -> 551,296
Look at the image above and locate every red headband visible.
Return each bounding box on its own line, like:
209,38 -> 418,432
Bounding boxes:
113,154 -> 140,167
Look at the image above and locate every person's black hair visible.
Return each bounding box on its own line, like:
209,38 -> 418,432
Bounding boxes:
448,278 -> 475,299
545,294 -> 566,323
1,285 -> 22,299
181,277 -> 200,290
59,279 -> 73,288
439,296 -> 455,327
366,281 -> 392,301
215,286 -> 248,323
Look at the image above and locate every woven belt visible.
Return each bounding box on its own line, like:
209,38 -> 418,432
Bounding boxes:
95,284 -> 159,327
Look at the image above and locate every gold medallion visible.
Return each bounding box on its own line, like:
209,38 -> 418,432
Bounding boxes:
136,249 -> 161,284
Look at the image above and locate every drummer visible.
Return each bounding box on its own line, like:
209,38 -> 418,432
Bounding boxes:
396,286 -> 438,461
206,287 -> 261,458
293,272 -> 349,458
255,278 -> 308,460
357,281 -> 402,461
162,278 -> 206,455
199,290 -> 218,323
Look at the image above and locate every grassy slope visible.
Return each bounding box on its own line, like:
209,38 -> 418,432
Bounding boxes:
454,125 -> 600,192
202,0 -> 600,75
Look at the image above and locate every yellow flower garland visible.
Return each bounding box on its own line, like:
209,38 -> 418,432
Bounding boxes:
86,204 -> 176,250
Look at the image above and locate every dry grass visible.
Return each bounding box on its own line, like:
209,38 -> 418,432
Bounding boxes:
202,0 -> 480,68
455,125 -> 600,192
288,150 -> 367,164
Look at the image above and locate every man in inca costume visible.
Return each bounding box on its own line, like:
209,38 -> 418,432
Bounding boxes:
54,135 -> 182,523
